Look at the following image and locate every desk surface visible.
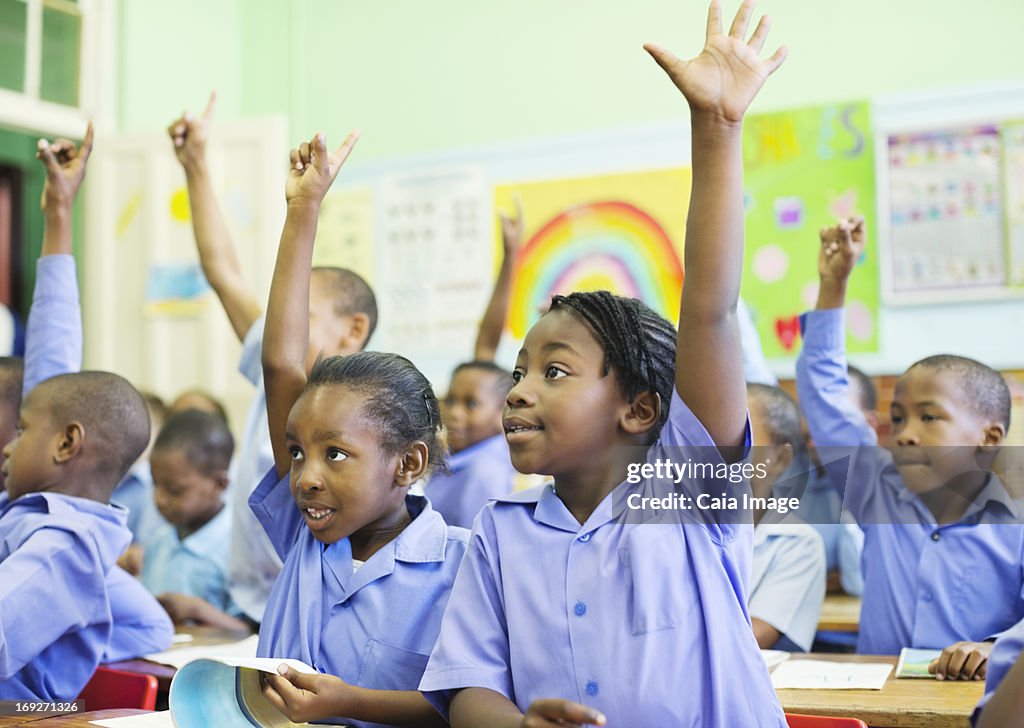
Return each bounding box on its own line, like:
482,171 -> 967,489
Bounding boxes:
817,594 -> 862,633
776,653 -> 983,728
0,709 -> 150,727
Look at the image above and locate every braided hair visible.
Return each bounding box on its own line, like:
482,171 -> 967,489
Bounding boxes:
549,291 -> 676,441
307,352 -> 447,473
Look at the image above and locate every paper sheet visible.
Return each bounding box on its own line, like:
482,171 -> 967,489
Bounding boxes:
90,711 -> 174,727
761,649 -> 792,670
142,634 -> 259,669
771,659 -> 893,689
895,647 -> 942,678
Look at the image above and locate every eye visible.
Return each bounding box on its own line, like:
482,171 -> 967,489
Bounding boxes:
465,399 -> 478,410
511,369 -> 524,383
545,365 -> 567,380
327,448 -> 348,462
288,445 -> 304,462
921,414 -> 937,423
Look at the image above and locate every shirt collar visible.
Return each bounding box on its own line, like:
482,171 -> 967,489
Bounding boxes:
392,494 -> 451,563
897,472 -> 1023,523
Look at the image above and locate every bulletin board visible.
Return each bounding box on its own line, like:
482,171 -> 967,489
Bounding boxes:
741,101 -> 879,358
495,167 -> 690,338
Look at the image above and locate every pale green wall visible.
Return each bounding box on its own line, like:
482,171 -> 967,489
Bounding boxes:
119,0 -> 1024,161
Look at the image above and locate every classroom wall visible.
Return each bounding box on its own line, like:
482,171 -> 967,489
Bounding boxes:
113,0 -> 1024,378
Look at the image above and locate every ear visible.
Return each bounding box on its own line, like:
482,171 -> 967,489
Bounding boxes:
394,441 -> 429,487
212,469 -> 230,492
864,410 -> 880,433
981,422 -> 1006,449
620,391 -> 661,437
53,421 -> 85,463
339,313 -> 370,352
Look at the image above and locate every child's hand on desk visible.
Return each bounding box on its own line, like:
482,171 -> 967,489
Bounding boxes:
928,640 -> 993,681
167,91 -> 216,169
285,130 -> 360,209
261,664 -> 351,723
521,698 -> 606,727
156,592 -> 205,624
37,121 -> 94,215
643,0 -> 786,124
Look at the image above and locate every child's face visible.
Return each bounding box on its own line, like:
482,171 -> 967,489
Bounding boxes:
286,385 -> 408,544
889,366 -> 1001,494
505,309 -> 631,479
150,446 -> 225,533
1,391 -> 62,500
442,369 -> 505,453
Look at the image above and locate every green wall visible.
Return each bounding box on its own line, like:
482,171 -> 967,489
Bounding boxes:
118,0 -> 1024,162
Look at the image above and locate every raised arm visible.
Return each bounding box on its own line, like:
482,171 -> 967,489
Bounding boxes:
168,93 -> 261,341
794,217 -> 877,448
23,124 -> 93,395
263,131 -> 360,477
645,0 -> 786,451
474,196 -> 524,362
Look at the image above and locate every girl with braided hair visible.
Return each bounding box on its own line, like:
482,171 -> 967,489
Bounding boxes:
420,2 -> 790,725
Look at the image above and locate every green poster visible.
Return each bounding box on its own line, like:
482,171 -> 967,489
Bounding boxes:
742,101 -> 878,359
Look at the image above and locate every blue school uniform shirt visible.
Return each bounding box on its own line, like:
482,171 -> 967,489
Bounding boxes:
973,617 -> 1024,725
141,503 -> 235,613
796,307 -> 1024,655
0,491 -> 129,700
250,469 -> 470,728
419,390 -> 788,726
423,434 -> 517,529
227,318 -> 281,623
16,254 -> 174,665
111,461 -> 166,544
750,520 -> 826,652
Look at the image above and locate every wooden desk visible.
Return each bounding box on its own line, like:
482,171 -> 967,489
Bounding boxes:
1,709 -> 151,726
776,653 -> 983,728
817,594 -> 862,633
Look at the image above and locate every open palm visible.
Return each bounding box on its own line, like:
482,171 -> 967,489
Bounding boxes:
645,0 -> 786,123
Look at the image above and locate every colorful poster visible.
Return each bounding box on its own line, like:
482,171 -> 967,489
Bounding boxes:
742,101 -> 878,357
495,167 -> 690,339
313,185 -> 375,284
144,263 -> 211,317
1003,122 -> 1024,286
888,126 -> 1004,293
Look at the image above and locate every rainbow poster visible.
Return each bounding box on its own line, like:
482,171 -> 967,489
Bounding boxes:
495,168 -> 690,338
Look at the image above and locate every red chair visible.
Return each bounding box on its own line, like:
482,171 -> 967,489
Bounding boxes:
786,714 -> 868,728
77,666 -> 158,711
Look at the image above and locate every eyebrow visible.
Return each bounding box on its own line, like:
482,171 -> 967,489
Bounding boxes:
540,341 -> 581,356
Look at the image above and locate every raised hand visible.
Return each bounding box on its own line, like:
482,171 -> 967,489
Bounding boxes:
644,0 -> 786,123
818,215 -> 866,284
285,130 -> 361,207
499,194 -> 525,258
37,121 -> 94,214
167,92 -> 216,168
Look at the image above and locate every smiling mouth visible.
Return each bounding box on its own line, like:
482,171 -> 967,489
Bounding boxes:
300,506 -> 337,529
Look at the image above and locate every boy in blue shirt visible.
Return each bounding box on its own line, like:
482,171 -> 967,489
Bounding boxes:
974,618 -> 1024,726
0,125 -> 173,699
796,215 -> 1024,676
141,409 -> 249,631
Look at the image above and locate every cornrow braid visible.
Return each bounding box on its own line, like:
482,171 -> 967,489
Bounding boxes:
550,291 -> 676,440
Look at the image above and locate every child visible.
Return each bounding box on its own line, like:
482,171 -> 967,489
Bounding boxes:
796,216 -> 1024,675
747,383 -> 826,652
0,370 -> 152,700
169,96 -> 378,625
169,388 -> 229,423
0,126 -> 172,701
0,358 -> 24,488
141,409 -> 248,631
428,362 -> 516,528
974,618 -> 1024,726
420,3 -> 788,724
250,130 -> 466,728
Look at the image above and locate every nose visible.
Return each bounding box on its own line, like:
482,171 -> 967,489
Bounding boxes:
294,462 -> 324,493
506,378 -> 535,409
895,425 -> 920,448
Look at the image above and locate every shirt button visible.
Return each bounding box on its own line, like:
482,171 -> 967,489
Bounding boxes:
931,531 -> 941,542
585,681 -> 599,696
578,532 -> 591,542
574,601 -> 587,616
923,591 -> 933,602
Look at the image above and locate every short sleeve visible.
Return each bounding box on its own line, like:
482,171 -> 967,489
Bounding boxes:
238,317 -> 265,386
749,528 -> 827,652
419,507 -> 513,719
248,468 -> 301,560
